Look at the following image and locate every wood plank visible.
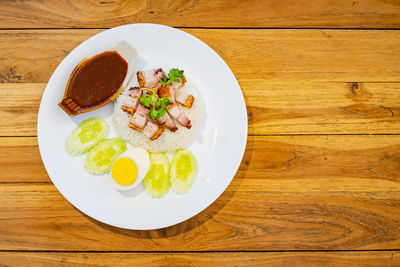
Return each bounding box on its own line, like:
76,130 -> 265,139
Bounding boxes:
0,137 -> 46,182
245,81 -> 400,134
1,29 -> 400,84
0,84 -> 41,136
1,0 -> 400,29
1,82 -> 399,136
1,135 -> 400,183
0,135 -> 399,250
0,181 -> 399,251
0,251 -> 399,266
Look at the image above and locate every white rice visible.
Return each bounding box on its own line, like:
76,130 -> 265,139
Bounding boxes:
112,82 -> 203,152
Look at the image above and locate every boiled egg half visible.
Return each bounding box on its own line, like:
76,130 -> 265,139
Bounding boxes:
110,147 -> 150,190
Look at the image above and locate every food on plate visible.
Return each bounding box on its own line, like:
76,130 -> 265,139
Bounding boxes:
59,51 -> 127,116
158,112 -> 177,132
143,152 -> 171,198
110,147 -> 150,190
143,121 -> 165,140
113,68 -> 203,152
170,149 -> 197,194
157,68 -> 186,104
65,118 -> 108,155
167,104 -> 191,129
59,41 -> 137,116
121,86 -> 142,115
61,58 -> 201,196
137,68 -> 165,88
175,90 -> 195,108
129,102 -> 149,132
85,137 -> 127,174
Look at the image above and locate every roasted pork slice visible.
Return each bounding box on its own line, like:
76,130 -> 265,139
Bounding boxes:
166,104 -> 181,120
157,84 -> 175,104
128,104 -> 149,132
170,76 -> 186,90
177,115 -> 191,128
175,90 -> 195,108
121,87 -> 142,114
158,112 -> 178,132
137,68 -> 165,88
167,104 -> 191,129
158,112 -> 169,124
135,103 -> 149,116
143,121 -> 165,140
164,119 -> 178,132
129,114 -> 146,132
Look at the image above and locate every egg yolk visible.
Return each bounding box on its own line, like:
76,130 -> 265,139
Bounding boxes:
111,158 -> 138,186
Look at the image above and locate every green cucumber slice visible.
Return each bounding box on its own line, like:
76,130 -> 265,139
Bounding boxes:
85,138 -> 127,174
143,153 -> 171,198
170,149 -> 197,194
65,118 -> 109,155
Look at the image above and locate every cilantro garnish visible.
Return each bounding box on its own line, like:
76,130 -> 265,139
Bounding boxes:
159,68 -> 184,86
159,97 -> 170,108
138,88 -> 171,120
138,94 -> 153,108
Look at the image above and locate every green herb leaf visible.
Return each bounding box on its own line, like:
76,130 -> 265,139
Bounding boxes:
149,108 -> 159,120
157,108 -> 167,119
169,68 -> 184,82
160,76 -> 169,86
159,97 -> 170,108
148,107 -> 167,120
159,68 -> 184,86
139,94 -> 153,108
138,76 -> 176,120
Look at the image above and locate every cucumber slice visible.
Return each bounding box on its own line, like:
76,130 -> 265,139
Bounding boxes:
65,118 -> 109,155
170,149 -> 197,194
85,138 -> 127,174
143,153 -> 171,198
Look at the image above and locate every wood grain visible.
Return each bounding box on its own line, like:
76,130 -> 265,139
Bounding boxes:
1,29 -> 400,84
245,81 -> 400,134
0,137 -> 46,182
0,251 -> 399,266
1,136 -> 400,251
1,135 -> 400,183
0,180 -> 399,251
0,84 -> 41,136
1,0 -> 400,29
0,0 -> 399,263
1,82 -> 399,136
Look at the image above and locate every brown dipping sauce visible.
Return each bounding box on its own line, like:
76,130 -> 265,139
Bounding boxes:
60,51 -> 128,115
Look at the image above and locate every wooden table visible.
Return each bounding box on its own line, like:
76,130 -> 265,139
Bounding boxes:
0,1 -> 399,266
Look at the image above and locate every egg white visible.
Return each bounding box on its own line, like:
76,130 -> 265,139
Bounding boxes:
110,147 -> 150,191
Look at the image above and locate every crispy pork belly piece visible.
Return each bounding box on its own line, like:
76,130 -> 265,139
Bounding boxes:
151,126 -> 165,140
143,121 -> 165,140
157,76 -> 186,103
167,104 -> 192,129
164,119 -> 178,132
128,104 -> 148,132
158,112 -> 178,132
157,84 -> 175,104
158,112 -> 169,124
121,87 -> 142,115
177,115 -> 191,129
175,90 -> 195,108
166,104 -> 181,120
129,115 -> 146,132
137,68 -> 165,88
135,103 -> 149,116
170,76 -> 186,90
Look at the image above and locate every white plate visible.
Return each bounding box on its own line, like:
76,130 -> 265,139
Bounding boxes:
38,24 -> 247,230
